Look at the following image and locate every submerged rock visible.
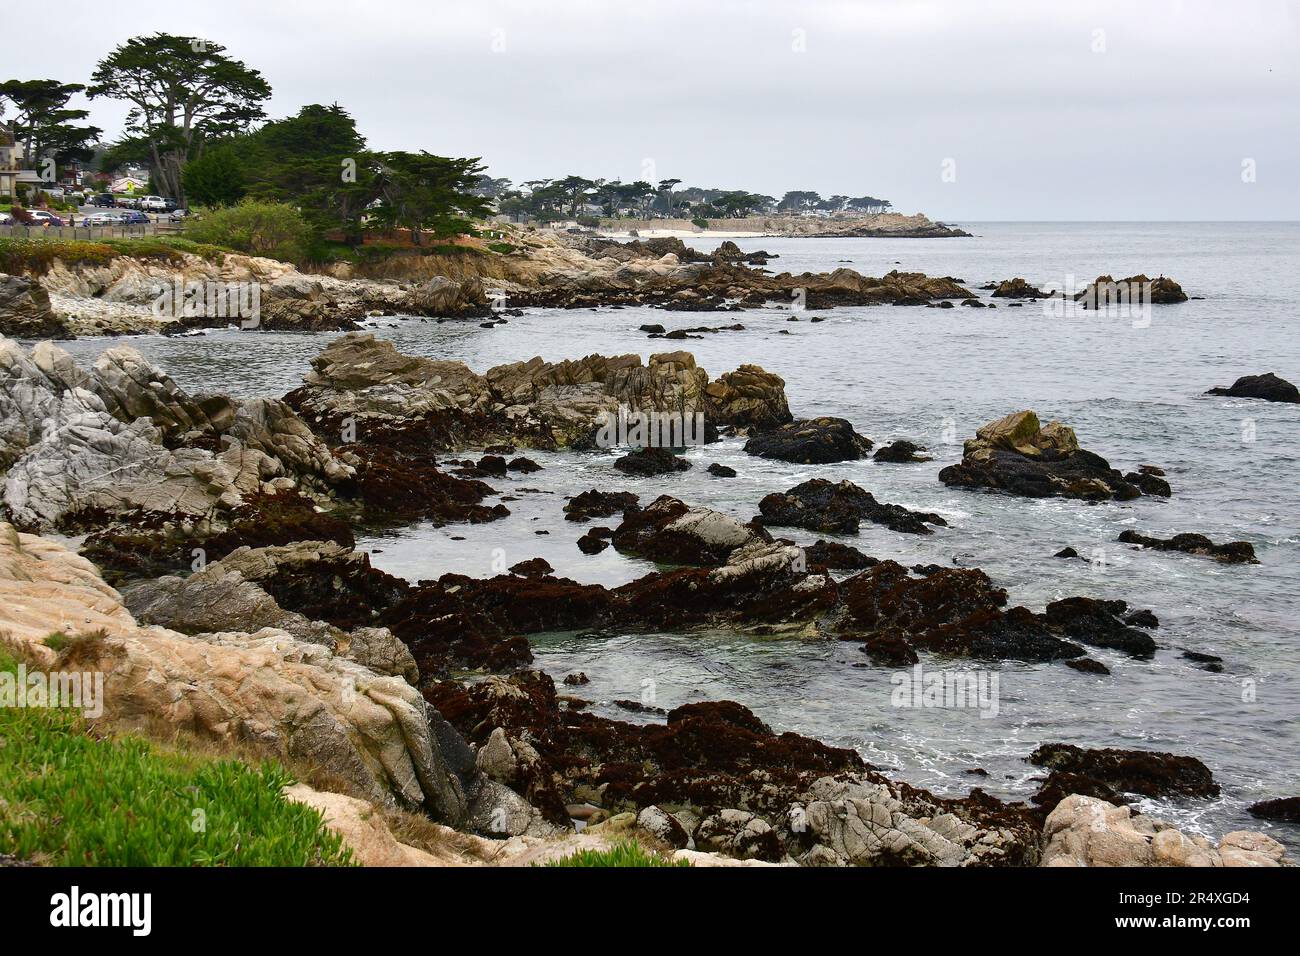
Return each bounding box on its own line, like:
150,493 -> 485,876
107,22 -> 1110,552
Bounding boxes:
1118,529 -> 1258,564
1207,372 -> 1300,404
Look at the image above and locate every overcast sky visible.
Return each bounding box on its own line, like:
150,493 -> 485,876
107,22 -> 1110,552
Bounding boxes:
6,0 -> 1298,220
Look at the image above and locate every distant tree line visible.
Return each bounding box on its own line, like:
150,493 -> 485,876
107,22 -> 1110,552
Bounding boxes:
485,177 -> 892,223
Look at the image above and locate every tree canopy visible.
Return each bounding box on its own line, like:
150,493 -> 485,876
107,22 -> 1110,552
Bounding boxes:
0,79 -> 101,168
88,33 -> 271,202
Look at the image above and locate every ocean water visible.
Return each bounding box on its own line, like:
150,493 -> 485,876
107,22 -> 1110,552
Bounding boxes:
55,222 -> 1300,850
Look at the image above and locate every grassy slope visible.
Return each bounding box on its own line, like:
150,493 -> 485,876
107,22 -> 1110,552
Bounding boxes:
0,647 -> 353,867
542,841 -> 691,868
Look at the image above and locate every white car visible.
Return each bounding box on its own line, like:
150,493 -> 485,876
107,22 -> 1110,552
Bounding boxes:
140,195 -> 170,212
81,212 -> 121,226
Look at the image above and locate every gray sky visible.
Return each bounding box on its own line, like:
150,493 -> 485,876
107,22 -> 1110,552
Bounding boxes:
7,0 -> 1298,220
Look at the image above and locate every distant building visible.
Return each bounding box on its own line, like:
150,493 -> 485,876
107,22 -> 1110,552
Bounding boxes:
112,176 -> 148,194
0,124 -> 21,199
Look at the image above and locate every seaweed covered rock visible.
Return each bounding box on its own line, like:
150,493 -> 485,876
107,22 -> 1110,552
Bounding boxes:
1248,797 -> 1300,823
377,572 -> 613,676
564,488 -> 640,522
743,416 -> 873,464
612,446 -> 691,475
428,670 -> 1039,865
873,439 -> 931,463
758,478 -> 946,535
938,411 -> 1147,501
1030,743 -> 1220,804
610,495 -> 771,565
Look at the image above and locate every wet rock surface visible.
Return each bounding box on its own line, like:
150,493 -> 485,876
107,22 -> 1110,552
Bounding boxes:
758,478 -> 947,535
873,439 -> 931,463
743,416 -> 873,463
1118,529 -> 1258,564
939,410 -> 1150,501
1248,797 -> 1300,823
426,670 -> 1040,865
610,495 -> 771,565
1207,371 -> 1300,404
612,446 -> 691,475
1030,743 -> 1220,809
563,488 -> 640,522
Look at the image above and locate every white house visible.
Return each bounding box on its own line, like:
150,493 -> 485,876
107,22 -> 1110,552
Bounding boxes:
111,176 -> 148,194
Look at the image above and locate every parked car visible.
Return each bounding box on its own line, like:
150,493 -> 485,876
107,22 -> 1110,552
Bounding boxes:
25,210 -> 65,226
140,195 -> 170,212
116,196 -> 141,209
167,208 -> 190,222
0,213 -> 12,226
120,211 -> 150,225
80,212 -> 121,226
93,193 -> 116,207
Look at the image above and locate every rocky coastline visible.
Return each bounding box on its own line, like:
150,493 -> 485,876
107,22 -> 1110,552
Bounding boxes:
0,321 -> 1291,869
1,224 -> 1204,340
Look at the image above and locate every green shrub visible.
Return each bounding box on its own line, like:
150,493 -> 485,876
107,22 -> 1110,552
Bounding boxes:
0,235 -> 227,275
487,242 -> 516,254
542,841 -> 691,868
691,217 -> 709,229
0,653 -> 353,867
183,200 -> 311,263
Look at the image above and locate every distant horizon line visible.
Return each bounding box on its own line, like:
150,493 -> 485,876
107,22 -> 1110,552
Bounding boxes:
930,219 -> 1300,225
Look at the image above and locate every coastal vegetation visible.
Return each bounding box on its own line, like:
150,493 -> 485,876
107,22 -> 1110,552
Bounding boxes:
0,646 -> 354,867
542,842 -> 692,867
0,234 -> 229,274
